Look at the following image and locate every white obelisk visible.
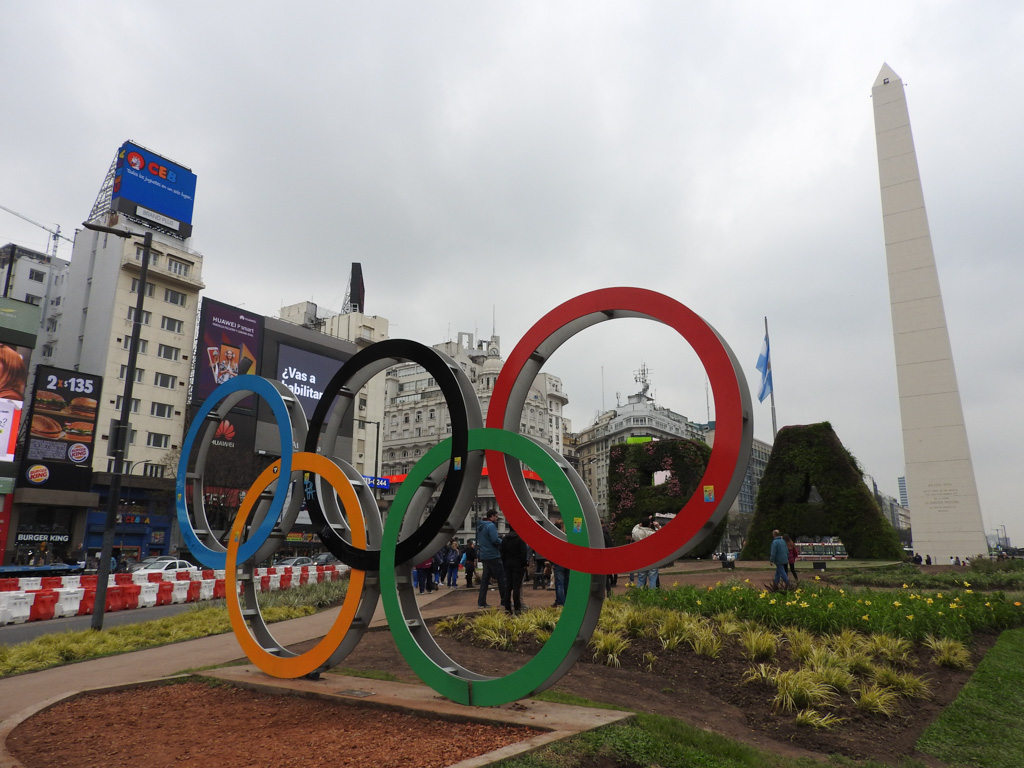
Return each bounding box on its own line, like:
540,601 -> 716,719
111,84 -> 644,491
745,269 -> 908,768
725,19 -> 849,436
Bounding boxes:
871,64 -> 988,563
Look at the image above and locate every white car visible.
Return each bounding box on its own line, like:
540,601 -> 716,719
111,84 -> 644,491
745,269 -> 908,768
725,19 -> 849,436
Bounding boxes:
132,559 -> 199,578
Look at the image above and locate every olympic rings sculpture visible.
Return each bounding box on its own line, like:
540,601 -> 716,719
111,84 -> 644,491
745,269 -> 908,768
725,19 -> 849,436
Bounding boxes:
177,287 -> 753,706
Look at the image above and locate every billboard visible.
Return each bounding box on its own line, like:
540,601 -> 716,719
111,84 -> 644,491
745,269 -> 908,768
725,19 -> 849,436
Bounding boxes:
276,343 -> 347,419
0,296 -> 41,488
18,365 -> 103,493
111,141 -> 198,238
194,298 -> 263,409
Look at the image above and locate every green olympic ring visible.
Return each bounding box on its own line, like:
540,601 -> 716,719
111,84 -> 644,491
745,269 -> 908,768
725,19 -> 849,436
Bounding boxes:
379,428 -> 605,706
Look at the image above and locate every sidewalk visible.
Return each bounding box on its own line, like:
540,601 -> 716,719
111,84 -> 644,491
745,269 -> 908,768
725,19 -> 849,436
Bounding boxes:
0,582 -> 474,726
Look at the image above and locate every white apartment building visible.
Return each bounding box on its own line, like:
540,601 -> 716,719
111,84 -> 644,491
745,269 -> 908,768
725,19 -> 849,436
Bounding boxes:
53,215 -> 204,477
379,331 -> 568,538
0,244 -> 70,374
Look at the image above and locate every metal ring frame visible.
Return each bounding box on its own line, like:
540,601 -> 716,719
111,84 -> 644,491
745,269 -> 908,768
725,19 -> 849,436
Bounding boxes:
176,288 -> 753,706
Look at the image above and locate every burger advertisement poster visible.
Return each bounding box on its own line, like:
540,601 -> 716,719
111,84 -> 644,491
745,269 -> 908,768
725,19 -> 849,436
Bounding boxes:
19,365 -> 103,492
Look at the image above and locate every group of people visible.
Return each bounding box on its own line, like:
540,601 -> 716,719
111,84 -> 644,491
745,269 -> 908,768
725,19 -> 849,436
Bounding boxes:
474,508 -> 574,614
414,539 -> 478,593
769,529 -> 801,589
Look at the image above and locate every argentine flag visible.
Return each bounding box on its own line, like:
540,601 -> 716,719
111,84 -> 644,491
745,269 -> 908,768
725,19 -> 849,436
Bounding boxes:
756,333 -> 772,403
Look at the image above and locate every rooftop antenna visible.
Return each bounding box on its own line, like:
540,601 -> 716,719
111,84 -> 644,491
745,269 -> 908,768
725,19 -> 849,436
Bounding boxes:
634,362 -> 652,397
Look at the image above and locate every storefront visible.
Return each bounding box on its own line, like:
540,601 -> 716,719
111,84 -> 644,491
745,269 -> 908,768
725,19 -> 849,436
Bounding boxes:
84,508 -> 174,563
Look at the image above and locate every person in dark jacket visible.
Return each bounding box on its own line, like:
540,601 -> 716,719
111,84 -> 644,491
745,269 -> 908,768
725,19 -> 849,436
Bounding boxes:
501,528 -> 529,614
476,509 -> 506,608
462,541 -> 477,588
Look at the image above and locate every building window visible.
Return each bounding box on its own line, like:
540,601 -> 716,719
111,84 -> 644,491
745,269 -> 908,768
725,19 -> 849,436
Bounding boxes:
130,279 -> 155,297
164,288 -> 186,306
157,344 -> 180,361
135,246 -> 159,266
115,396 -> 140,413
167,257 -> 191,276
147,432 -> 170,449
24,294 -> 41,306
144,464 -> 165,478
28,269 -> 45,282
127,307 -> 152,325
153,372 -> 176,389
45,318 -> 58,332
41,344 -> 53,358
151,402 -> 173,418
119,366 -> 144,383
123,337 -> 148,353
161,316 -> 183,333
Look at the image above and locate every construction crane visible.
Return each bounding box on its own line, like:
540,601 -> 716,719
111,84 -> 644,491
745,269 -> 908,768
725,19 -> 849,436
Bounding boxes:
1,204 -> 73,259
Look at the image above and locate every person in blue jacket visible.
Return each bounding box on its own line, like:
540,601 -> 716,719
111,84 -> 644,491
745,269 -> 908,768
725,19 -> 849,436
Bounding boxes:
769,529 -> 790,589
476,509 -> 506,608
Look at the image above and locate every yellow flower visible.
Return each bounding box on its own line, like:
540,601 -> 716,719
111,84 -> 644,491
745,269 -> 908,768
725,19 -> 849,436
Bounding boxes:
1015,602 -> 1022,607
964,581 -> 971,588
862,614 -> 870,621
937,592 -> 943,598
770,599 -> 777,605
893,601 -> 902,607
906,614 -> 914,620
864,600 -> 872,606
731,586 -> 739,591
673,581 -> 679,588
902,583 -> 909,589
828,602 -> 834,609
696,599 -> 702,605
799,601 -> 809,608
839,589 -> 845,595
814,575 -> 821,581
926,598 -> 934,605
985,602 -> 991,607
744,578 -> 751,584
966,589 -> 973,594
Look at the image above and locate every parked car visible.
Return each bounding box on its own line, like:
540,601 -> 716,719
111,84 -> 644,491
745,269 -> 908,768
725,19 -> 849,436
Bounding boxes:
132,559 -> 199,578
129,556 -> 176,573
276,556 -> 314,568
314,552 -> 340,566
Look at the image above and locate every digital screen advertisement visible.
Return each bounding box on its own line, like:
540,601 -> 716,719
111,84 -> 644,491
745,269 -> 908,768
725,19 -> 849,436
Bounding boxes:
194,298 -> 263,409
19,365 -> 103,493
111,141 -> 198,237
0,343 -> 32,466
275,343 -> 348,419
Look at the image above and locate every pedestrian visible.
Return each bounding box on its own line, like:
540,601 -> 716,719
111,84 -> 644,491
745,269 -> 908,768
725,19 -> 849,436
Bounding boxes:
770,529 -> 790,589
925,554 -> 932,565
501,527 -> 529,614
783,533 -> 799,582
602,522 -> 617,597
476,510 -> 506,608
446,540 -> 461,587
416,556 -> 435,594
551,519 -> 570,606
463,540 -> 477,588
630,517 -> 658,588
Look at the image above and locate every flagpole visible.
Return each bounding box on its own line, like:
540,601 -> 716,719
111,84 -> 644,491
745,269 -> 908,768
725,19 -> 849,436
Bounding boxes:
765,316 -> 778,441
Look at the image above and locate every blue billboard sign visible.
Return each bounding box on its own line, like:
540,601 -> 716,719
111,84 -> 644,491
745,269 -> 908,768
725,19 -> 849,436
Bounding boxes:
111,141 -> 197,237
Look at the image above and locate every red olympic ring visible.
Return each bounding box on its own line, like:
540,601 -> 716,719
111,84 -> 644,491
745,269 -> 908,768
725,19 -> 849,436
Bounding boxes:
486,287 -> 746,574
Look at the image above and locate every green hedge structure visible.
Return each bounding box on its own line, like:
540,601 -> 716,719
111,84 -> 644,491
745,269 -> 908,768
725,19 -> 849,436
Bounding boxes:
607,438 -> 725,559
740,422 -> 904,561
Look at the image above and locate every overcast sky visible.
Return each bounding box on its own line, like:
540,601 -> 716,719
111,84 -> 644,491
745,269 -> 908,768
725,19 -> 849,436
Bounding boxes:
3,3 -> 1022,546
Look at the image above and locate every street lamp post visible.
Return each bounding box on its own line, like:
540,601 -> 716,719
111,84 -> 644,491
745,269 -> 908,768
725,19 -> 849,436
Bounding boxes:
84,221 -> 152,631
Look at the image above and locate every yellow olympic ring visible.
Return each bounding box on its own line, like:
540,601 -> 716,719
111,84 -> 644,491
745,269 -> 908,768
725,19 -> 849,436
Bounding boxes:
225,452 -> 368,678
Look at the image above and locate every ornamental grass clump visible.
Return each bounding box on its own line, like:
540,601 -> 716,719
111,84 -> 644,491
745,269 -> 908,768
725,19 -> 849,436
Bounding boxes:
865,633 -> 915,667
655,612 -> 701,651
923,634 -> 973,669
794,709 -> 844,729
772,668 -> 839,713
856,683 -> 903,717
870,666 -> 933,699
590,629 -> 631,668
737,626 -> 779,661
782,626 -> 815,663
687,623 -> 722,659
